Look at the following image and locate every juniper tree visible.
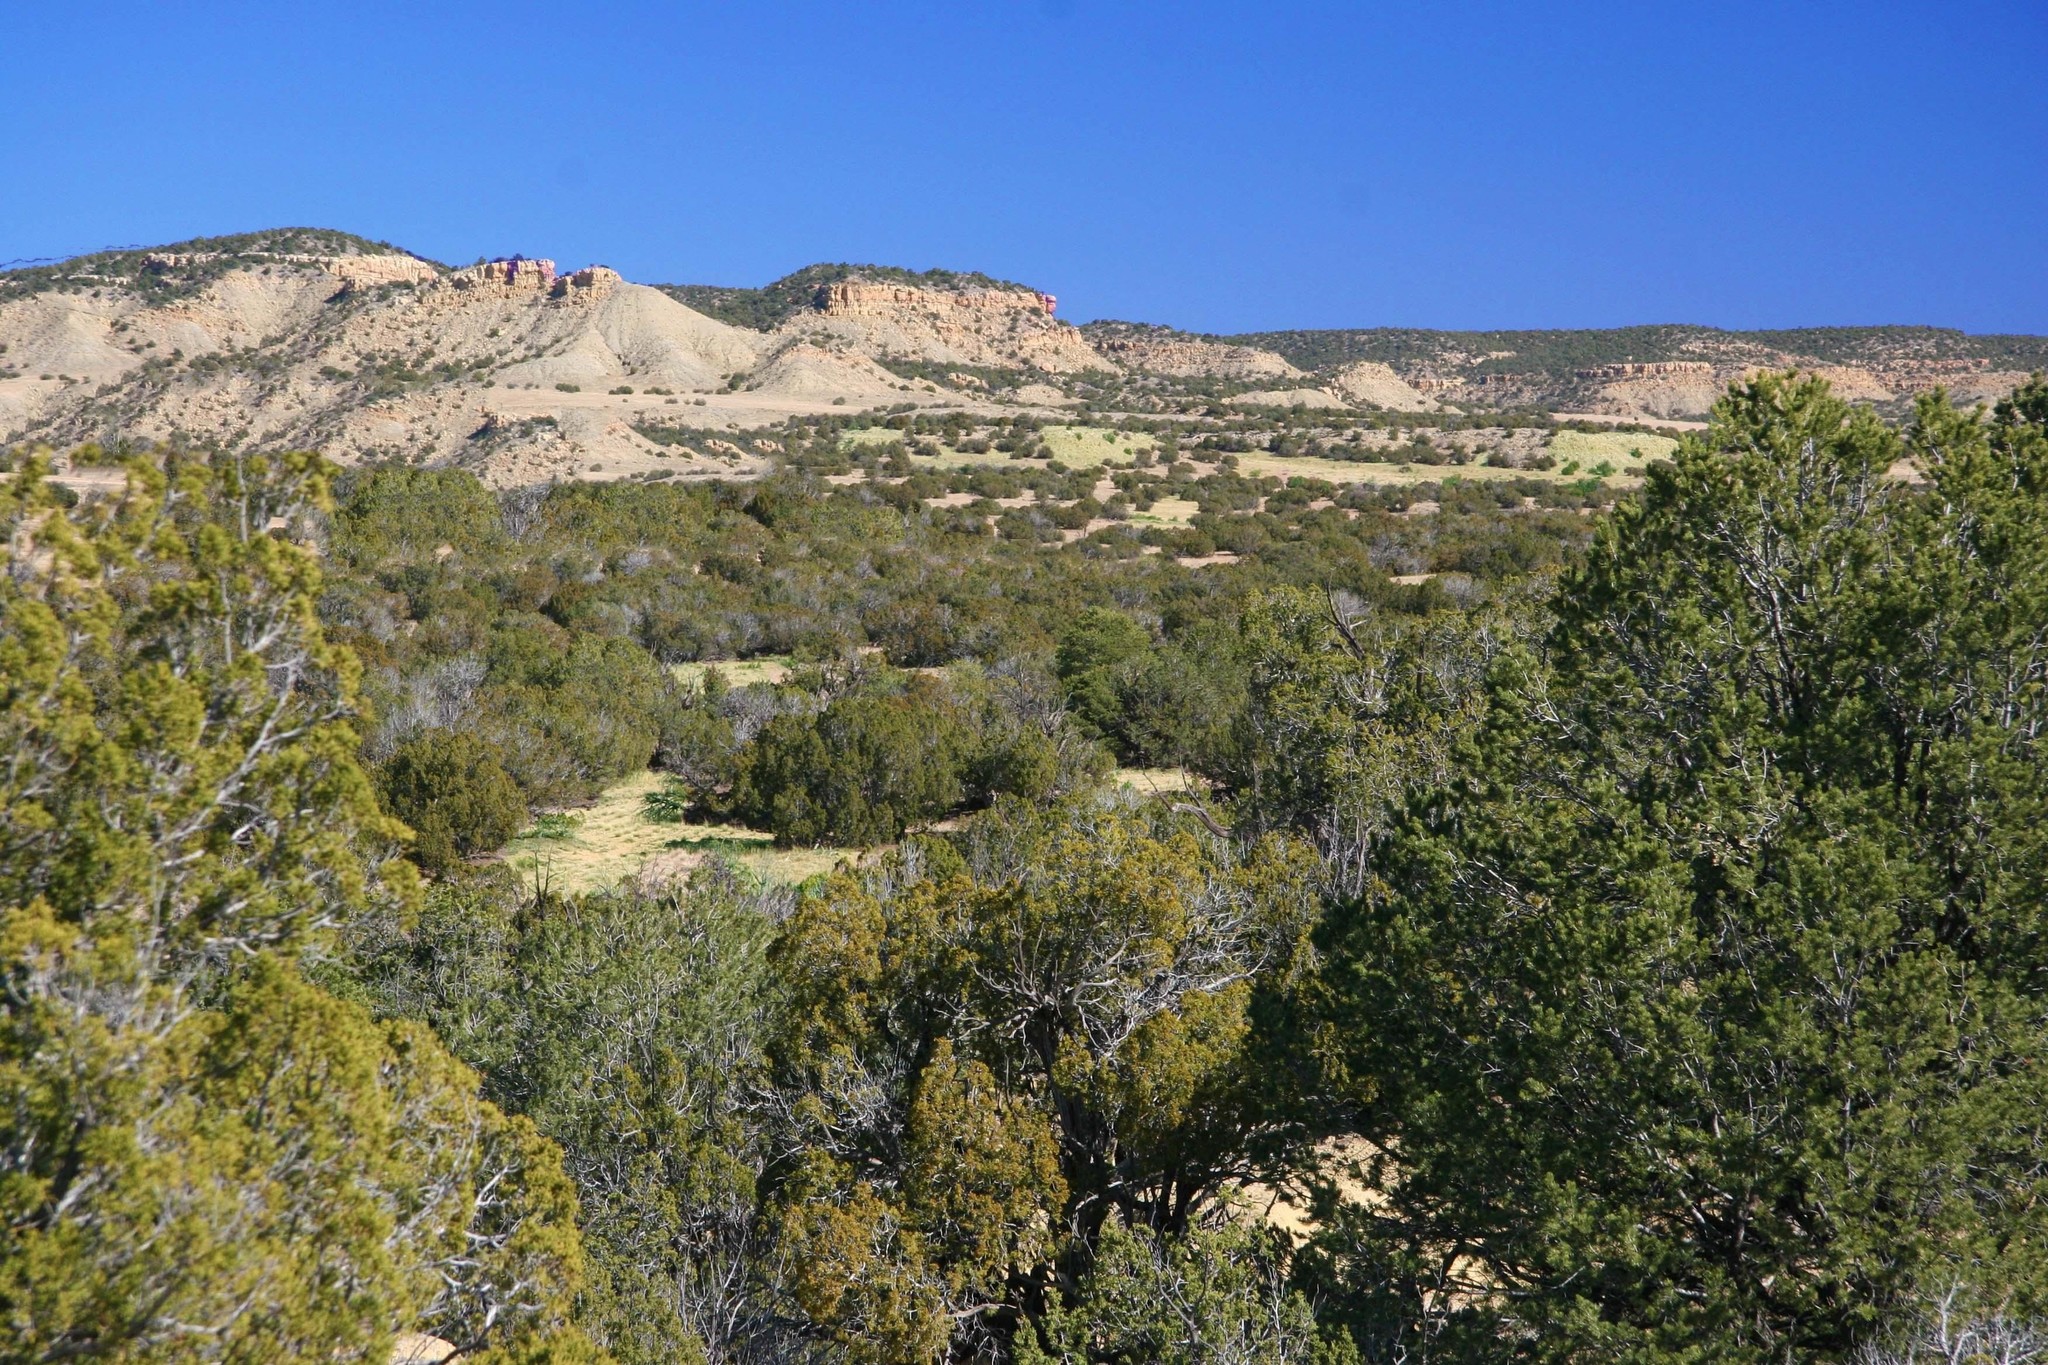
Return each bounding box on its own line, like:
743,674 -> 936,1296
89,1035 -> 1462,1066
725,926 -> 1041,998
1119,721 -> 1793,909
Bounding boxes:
0,449 -> 597,1363
1305,376 -> 2048,1363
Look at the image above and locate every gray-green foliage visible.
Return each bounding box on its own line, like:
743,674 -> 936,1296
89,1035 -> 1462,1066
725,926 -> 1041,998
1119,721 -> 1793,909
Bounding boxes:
342,860 -> 785,1365
381,727 -> 527,872
0,449 -> 593,1364
716,663 -> 1110,847
1306,375 -> 2048,1362
1022,1220 -> 1351,1365
509,864 -> 780,1365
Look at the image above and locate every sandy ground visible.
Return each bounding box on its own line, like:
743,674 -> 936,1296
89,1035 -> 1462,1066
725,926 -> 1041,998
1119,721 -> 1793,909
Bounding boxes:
500,763 -> 1218,896
1237,1135 -> 1385,1240
1109,766 -> 1211,795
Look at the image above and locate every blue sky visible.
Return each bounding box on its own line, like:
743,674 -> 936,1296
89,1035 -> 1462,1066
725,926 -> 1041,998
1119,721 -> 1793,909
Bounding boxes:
8,2 -> 2043,333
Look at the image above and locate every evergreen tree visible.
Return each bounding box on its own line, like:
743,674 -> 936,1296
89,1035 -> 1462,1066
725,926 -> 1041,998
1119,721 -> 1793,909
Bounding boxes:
1308,376 -> 2048,1362
0,450 -> 597,1363
382,727 -> 528,873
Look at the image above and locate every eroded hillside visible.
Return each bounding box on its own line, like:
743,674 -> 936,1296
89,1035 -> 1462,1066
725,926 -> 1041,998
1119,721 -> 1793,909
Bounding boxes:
4,229 -> 2041,484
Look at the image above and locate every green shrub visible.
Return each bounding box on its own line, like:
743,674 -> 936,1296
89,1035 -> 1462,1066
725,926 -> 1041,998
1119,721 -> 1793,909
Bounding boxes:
728,684 -> 968,846
382,729 -> 527,873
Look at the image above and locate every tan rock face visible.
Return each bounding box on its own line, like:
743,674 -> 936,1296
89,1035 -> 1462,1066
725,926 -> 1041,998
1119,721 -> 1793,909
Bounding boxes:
437,259 -> 622,301
141,251 -> 441,289
790,278 -> 1110,373
1091,335 -> 1299,381
1328,361 -> 1435,412
1597,373 -> 1730,420
816,279 -> 1051,320
1575,361 -> 1713,380
1794,365 -> 1894,403
326,256 -> 444,288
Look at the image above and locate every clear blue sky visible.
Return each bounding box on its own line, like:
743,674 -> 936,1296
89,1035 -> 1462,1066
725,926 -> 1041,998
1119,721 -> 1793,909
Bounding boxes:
8,1 -> 2044,334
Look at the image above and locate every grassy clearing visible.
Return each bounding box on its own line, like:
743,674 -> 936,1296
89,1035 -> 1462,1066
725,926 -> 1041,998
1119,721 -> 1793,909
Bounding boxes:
1234,450 -> 1644,488
844,424 -> 1154,472
1036,424 -> 1158,463
500,770 -> 852,894
854,424 -> 1657,492
1548,428 -> 1680,466
1124,496 -> 1202,527
670,657 -> 791,688
501,767 -> 1219,896
1110,767 -> 1210,796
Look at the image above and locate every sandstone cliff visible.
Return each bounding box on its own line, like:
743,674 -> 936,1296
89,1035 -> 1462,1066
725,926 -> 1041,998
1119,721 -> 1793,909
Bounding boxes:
1327,361 -> 1435,411
1089,333 -> 1299,381
5,232 -> 2040,487
780,276 -> 1111,374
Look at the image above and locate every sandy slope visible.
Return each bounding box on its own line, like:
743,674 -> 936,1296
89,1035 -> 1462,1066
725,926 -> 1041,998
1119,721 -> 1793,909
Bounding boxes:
1228,387 -> 1348,409
745,342 -> 906,401
1327,361 -> 1436,411
0,255 -> 1113,481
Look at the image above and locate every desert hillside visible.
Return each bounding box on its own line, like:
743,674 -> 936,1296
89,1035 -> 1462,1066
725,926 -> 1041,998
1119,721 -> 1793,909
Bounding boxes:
3,228 -> 2040,484
0,233 -> 1113,483
1203,321 -> 2048,417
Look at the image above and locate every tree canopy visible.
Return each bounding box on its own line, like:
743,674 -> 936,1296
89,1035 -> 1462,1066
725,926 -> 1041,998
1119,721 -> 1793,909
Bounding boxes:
1303,375 -> 2048,1362
0,449 -> 595,1363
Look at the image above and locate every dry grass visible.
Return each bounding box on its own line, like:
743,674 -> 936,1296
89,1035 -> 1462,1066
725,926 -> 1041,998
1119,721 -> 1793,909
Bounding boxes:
1110,766 -> 1211,796
1235,449 -> 1647,488
500,770 -> 852,894
1125,495 -> 1201,527
1035,424 -> 1157,463
670,657 -> 791,688
1547,428 -> 1680,467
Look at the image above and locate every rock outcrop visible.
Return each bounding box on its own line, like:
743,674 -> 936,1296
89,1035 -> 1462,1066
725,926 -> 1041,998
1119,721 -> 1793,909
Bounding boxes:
785,277 -> 1110,373
1574,361 -> 1713,380
1090,334 -> 1299,381
816,279 -> 1051,320
143,251 -> 441,288
1594,371 -> 1729,420
439,260 -> 621,300
1327,361 -> 1435,411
